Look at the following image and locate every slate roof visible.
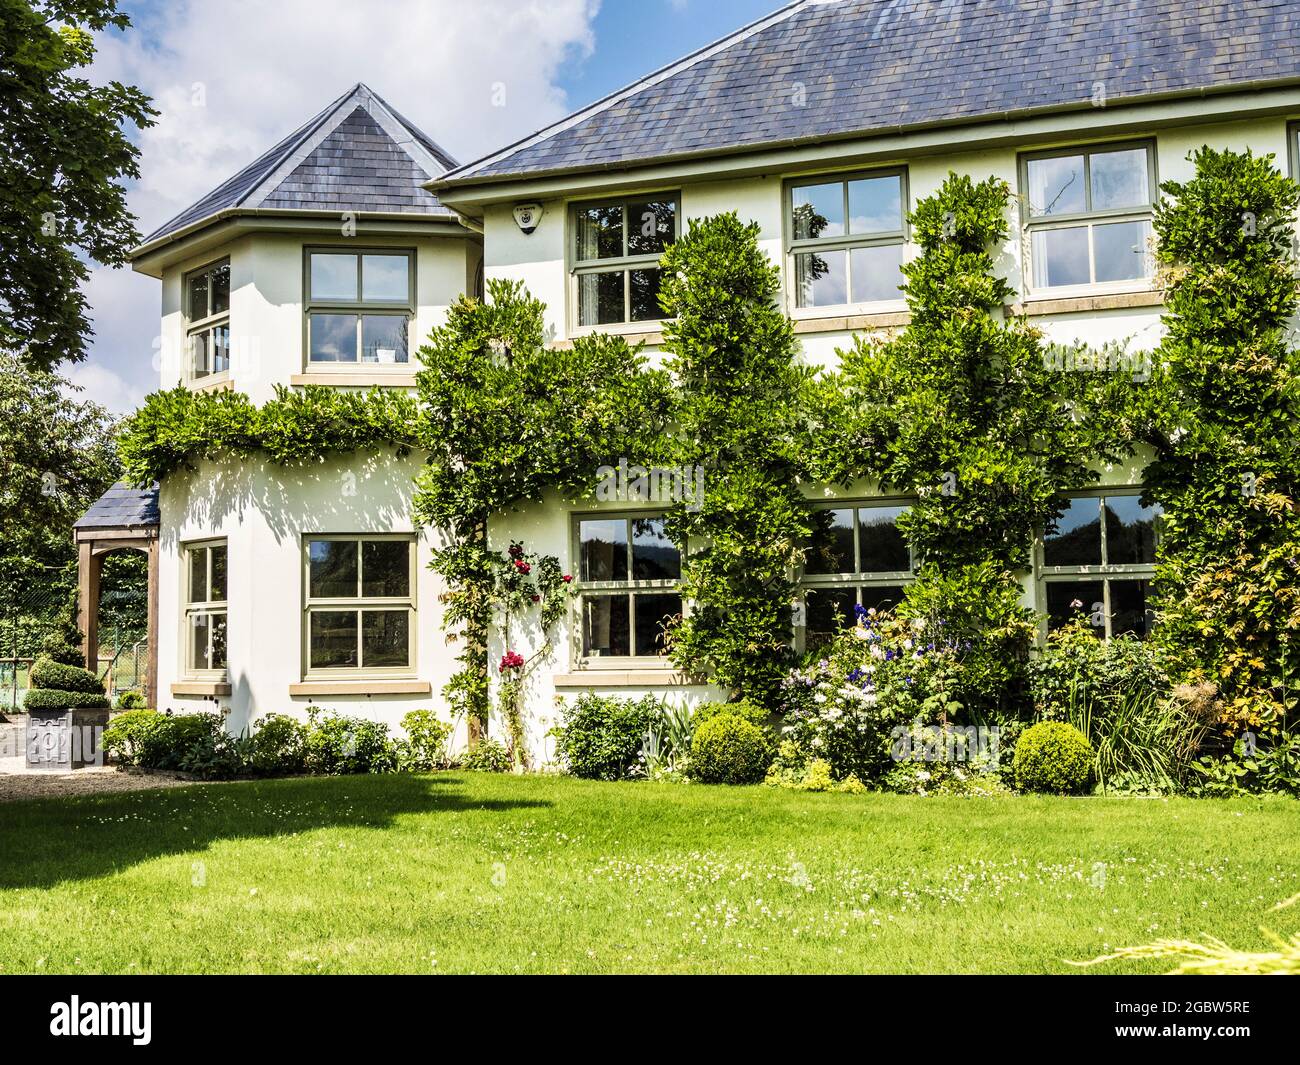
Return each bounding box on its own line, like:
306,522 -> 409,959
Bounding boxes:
444,0 -> 1300,184
139,84 -> 458,250
73,484 -> 160,531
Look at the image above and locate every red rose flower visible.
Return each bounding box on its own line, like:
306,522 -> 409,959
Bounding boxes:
514,560 -> 532,575
562,574 -> 572,583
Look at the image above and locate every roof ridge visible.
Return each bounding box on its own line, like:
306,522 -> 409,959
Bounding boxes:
440,0 -> 809,183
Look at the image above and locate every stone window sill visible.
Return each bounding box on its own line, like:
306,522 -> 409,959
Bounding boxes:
1007,289 -> 1163,317
288,680 -> 432,696
171,681 -> 232,696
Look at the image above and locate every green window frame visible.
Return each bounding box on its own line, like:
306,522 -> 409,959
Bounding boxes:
569,195 -> 679,328
1038,489 -> 1162,640
303,534 -> 416,676
184,258 -> 231,382
1019,141 -> 1157,291
184,539 -> 228,676
303,248 -> 415,367
798,501 -> 914,650
785,168 -> 908,311
571,512 -> 682,664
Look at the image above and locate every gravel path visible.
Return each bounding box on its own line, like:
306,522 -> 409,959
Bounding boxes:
0,765 -> 198,803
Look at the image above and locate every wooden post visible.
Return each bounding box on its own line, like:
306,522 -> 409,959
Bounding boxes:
146,537 -> 159,709
77,540 -> 100,674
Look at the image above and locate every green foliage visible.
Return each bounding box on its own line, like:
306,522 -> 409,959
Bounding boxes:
691,699 -> 770,729
115,690 -> 146,710
116,384 -> 420,487
687,712 -> 774,785
101,710 -> 236,776
1190,730 -> 1300,798
247,713 -> 309,776
1134,147 -> 1300,734
458,737 -> 511,773
552,693 -> 660,780
765,745 -> 867,793
660,213 -> 814,704
642,700 -> 693,779
412,278 -> 672,735
29,655 -> 102,694
101,709 -> 162,766
397,709 -> 453,773
23,687 -> 109,710
0,1 -> 156,371
1030,618 -> 1168,718
1013,721 -> 1093,794
304,708 -> 399,775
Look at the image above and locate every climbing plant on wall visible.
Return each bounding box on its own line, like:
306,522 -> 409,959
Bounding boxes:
1136,147 -> 1300,733
803,173 -> 1138,715
412,278 -> 673,737
657,212 -> 816,705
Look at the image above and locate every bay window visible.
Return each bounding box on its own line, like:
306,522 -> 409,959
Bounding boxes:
1022,142 -> 1155,290
305,535 -> 415,674
788,170 -> 907,310
305,249 -> 414,365
185,259 -> 230,381
574,514 -> 681,661
571,196 -> 678,327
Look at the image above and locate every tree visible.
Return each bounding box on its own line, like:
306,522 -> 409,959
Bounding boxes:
0,0 -> 155,370
0,350 -> 122,653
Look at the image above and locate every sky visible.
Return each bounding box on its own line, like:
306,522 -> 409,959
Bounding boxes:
73,0 -> 783,414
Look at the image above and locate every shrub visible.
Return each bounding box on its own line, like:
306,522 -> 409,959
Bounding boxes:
688,712 -> 773,785
691,699 -> 770,729
552,693 -> 660,780
459,737 -> 511,773
173,713 -> 245,779
304,709 -> 398,775
24,688 -> 110,710
115,689 -> 147,710
103,709 -> 165,767
1030,620 -> 1167,719
765,745 -> 865,793
397,709 -> 452,772
247,713 -> 308,776
1013,721 -> 1093,794
40,630 -> 84,667
30,656 -> 104,695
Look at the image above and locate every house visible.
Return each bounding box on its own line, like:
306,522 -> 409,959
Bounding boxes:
91,0 -> 1300,763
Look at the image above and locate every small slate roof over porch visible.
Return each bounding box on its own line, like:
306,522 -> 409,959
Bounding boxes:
73,484 -> 160,532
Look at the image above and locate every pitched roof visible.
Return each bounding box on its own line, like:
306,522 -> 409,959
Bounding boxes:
73,484 -> 160,531
139,84 -> 459,250
443,0 -> 1300,184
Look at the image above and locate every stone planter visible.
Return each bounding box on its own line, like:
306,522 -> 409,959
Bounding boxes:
26,708 -> 110,771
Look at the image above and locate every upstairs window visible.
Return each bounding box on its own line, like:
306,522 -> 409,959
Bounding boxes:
800,502 -> 914,648
574,513 -> 681,661
306,249 -> 414,365
1040,492 -> 1162,639
185,259 -> 230,381
185,540 -> 227,674
304,536 -> 415,674
788,170 -> 906,309
1022,143 -> 1155,290
572,196 -> 678,327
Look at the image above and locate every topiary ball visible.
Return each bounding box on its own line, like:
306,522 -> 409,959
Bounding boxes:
688,712 -> 773,785
1013,721 -> 1093,794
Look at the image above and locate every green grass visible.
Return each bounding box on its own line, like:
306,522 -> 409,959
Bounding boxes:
1,773 -> 1297,974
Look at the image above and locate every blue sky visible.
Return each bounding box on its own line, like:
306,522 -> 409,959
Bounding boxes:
75,0 -> 783,413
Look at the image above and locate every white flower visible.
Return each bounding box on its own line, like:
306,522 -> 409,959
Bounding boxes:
911,618 -> 925,632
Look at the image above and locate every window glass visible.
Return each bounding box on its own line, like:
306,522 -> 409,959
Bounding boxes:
190,548 -> 208,603
310,313 -> 357,362
361,541 -> 409,598
794,250 -> 847,307
580,519 -> 628,581
1044,497 -> 1103,567
848,175 -> 902,234
210,262 -> 230,315
1093,220 -> 1149,283
1046,580 -> 1105,635
576,205 -> 624,261
631,517 -> 680,581
361,254 -> 408,301
850,244 -> 904,303
1090,148 -> 1149,211
577,271 -> 625,327
311,253 -> 357,301
1027,154 -> 1086,217
791,182 -> 844,239
629,269 -> 663,322
859,585 -> 905,614
633,594 -> 680,656
309,540 -> 357,598
188,271 -> 209,321
1109,579 -> 1152,637
361,315 -> 409,364
807,508 -> 855,574
210,545 -> 227,601
1031,226 -> 1090,288
806,586 -> 856,647
858,506 -> 910,572
1104,496 -> 1160,565
626,200 -> 675,256
582,594 -> 630,656
310,611 -> 358,668
362,610 -> 409,667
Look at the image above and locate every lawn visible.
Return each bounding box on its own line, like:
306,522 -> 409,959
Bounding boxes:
1,773 -> 1297,974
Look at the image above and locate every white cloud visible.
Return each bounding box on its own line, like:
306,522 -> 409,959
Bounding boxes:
81,0 -> 601,410
63,361 -> 140,418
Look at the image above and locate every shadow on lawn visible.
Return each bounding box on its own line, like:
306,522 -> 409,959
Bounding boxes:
0,773 -> 549,891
